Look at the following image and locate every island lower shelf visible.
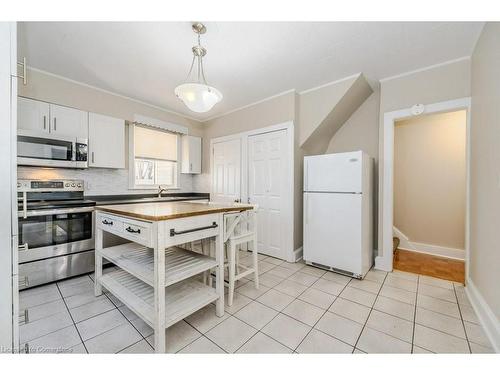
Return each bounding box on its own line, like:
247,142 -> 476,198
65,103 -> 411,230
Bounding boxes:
97,243 -> 217,287
100,269 -> 218,328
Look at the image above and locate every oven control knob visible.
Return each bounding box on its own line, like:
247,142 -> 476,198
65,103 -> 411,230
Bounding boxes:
65,183 -> 70,187
17,182 -> 21,188
77,183 -> 82,188
71,183 -> 76,187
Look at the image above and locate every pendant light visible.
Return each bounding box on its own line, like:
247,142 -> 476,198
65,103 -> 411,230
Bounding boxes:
174,23 -> 222,113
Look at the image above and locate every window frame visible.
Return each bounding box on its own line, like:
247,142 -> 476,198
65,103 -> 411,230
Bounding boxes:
128,123 -> 181,190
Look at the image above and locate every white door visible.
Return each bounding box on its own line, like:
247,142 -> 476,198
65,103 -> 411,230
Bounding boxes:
248,130 -> 288,259
88,113 -> 125,169
18,97 -> 50,133
304,151 -> 363,193
303,192 -> 363,274
211,138 -> 241,203
50,103 -> 88,138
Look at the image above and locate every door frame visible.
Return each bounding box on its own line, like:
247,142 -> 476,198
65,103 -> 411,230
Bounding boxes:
377,97 -> 471,280
210,121 -> 295,261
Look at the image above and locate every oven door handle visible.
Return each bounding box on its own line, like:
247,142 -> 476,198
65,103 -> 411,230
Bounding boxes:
18,206 -> 95,217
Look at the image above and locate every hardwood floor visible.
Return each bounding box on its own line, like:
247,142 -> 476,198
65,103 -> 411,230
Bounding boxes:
393,249 -> 465,284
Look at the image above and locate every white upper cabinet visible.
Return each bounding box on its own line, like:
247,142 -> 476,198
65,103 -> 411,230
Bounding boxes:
49,103 -> 88,139
18,97 -> 88,139
181,135 -> 202,174
18,97 -> 50,133
88,112 -> 125,169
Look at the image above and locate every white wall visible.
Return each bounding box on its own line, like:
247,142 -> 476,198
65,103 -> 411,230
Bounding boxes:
469,22 -> 500,322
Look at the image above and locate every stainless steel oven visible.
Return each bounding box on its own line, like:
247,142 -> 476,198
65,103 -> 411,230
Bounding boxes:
17,179 -> 95,289
17,129 -> 88,169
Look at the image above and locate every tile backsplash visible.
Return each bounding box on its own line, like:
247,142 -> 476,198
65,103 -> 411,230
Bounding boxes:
18,166 -> 205,196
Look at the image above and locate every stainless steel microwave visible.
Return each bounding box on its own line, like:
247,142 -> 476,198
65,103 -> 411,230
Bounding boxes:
17,129 -> 88,168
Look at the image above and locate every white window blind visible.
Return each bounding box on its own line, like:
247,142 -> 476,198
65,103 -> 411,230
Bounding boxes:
134,126 -> 178,161
131,125 -> 179,188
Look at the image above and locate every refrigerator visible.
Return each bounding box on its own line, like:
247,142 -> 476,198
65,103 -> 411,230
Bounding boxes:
303,151 -> 373,279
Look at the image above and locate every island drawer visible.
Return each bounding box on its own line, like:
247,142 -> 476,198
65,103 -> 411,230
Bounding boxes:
96,212 -> 153,247
165,213 -> 220,245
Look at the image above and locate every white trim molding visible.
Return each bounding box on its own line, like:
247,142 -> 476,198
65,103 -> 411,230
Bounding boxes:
377,97 -> 471,273
298,73 -> 362,95
204,90 -> 296,122
465,279 -> 500,352
393,226 -> 465,260
379,56 -> 471,83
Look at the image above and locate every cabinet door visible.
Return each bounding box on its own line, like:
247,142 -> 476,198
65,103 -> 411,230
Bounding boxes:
189,136 -> 202,173
50,103 -> 88,138
88,112 -> 125,169
18,97 -> 50,133
181,135 -> 202,174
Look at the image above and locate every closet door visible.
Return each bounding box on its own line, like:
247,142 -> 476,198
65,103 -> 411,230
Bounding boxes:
211,138 -> 241,203
248,129 -> 288,259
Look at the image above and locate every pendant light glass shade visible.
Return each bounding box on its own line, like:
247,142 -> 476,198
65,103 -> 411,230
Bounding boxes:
175,23 -> 222,113
174,83 -> 222,113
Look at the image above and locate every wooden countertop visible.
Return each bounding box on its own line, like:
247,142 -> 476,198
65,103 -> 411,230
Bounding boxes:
95,201 -> 253,221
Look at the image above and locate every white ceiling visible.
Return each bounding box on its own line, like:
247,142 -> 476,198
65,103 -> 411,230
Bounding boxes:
18,22 -> 484,121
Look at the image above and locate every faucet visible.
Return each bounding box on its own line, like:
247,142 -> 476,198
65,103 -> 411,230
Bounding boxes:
158,185 -> 168,198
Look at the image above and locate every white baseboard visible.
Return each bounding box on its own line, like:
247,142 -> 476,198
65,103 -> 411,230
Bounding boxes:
398,244 -> 464,260
465,278 -> 500,352
393,226 -> 465,260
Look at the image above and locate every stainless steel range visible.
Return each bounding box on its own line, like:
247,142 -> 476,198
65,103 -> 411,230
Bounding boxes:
17,179 -> 95,289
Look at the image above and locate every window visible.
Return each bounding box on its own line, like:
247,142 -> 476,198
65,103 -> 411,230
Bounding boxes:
130,125 -> 180,189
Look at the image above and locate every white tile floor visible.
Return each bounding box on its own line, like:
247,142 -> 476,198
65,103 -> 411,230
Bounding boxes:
19,251 -> 495,354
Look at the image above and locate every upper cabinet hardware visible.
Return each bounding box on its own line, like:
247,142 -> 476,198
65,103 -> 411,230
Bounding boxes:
16,57 -> 27,85
170,222 -> 218,237
125,226 -> 141,234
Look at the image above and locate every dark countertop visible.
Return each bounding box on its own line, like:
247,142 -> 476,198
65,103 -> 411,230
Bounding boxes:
85,192 -> 210,206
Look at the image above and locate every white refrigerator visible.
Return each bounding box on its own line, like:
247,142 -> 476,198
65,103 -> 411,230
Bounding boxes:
303,151 -> 373,279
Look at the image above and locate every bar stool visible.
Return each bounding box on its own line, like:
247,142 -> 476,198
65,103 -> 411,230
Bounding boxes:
224,206 -> 259,306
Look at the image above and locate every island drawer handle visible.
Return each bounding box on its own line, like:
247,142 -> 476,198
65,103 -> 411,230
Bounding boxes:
125,226 -> 141,234
170,222 -> 218,237
102,220 -> 113,226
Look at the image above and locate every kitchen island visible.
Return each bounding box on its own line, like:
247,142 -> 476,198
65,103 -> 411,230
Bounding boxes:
93,201 -> 253,353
